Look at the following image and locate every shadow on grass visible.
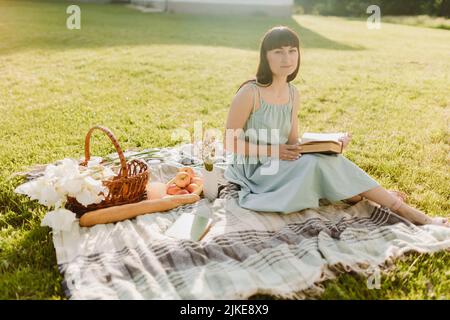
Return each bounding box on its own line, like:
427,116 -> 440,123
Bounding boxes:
0,212 -> 64,299
0,1 -> 363,56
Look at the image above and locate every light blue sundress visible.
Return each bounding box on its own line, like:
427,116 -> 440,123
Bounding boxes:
224,81 -> 380,214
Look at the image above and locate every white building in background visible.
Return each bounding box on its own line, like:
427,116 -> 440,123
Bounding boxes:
130,0 -> 294,17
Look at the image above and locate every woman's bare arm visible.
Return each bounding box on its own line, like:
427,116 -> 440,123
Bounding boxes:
287,86 -> 300,145
223,84 -> 271,157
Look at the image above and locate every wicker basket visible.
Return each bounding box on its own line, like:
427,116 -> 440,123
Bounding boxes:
66,126 -> 149,216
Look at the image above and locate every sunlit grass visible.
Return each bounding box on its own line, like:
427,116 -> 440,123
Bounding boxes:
0,1 -> 449,299
383,15 -> 450,30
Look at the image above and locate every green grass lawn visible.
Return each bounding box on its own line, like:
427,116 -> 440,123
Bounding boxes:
0,1 -> 449,299
382,15 -> 450,30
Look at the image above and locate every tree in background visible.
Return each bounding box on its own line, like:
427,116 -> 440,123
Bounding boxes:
295,0 -> 450,17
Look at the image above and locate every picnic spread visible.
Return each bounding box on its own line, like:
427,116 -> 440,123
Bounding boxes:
13,127 -> 450,299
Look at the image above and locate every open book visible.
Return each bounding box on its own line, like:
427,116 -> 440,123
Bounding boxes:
298,132 -> 346,155
164,204 -> 213,241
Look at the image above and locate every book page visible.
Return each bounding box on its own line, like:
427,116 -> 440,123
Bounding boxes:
300,132 -> 346,143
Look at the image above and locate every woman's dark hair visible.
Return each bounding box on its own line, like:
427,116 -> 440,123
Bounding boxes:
237,26 -> 301,92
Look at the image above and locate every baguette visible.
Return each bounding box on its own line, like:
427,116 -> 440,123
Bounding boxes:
79,193 -> 200,227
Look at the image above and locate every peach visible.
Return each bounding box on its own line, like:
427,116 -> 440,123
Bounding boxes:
178,167 -> 196,179
167,185 -> 182,195
186,183 -> 199,194
146,182 -> 168,200
174,171 -> 191,188
175,189 -> 190,195
191,177 -> 203,186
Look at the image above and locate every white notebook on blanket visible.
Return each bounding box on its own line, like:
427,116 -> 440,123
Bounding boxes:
165,204 -> 213,241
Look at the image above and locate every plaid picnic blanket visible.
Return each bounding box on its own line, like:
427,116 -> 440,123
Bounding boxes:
51,145 -> 450,300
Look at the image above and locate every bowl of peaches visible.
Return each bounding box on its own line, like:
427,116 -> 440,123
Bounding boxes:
146,167 -> 203,200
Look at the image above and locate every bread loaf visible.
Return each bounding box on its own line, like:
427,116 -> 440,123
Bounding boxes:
79,193 -> 200,227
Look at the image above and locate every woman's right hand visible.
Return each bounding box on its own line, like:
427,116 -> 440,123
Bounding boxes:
277,144 -> 303,161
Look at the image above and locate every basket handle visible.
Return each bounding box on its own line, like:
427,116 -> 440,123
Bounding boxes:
83,126 -> 128,178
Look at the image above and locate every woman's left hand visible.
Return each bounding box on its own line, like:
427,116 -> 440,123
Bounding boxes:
338,132 -> 352,149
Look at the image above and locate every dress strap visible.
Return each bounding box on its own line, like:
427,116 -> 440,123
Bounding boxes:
248,82 -> 257,132
252,82 -> 260,115
288,82 -> 295,127
288,82 -> 293,107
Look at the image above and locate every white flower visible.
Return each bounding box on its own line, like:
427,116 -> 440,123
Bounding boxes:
75,188 -> 100,207
41,208 -> 76,232
15,157 -> 116,230
75,176 -> 107,206
61,158 -> 80,174
83,176 -> 105,193
15,178 -> 60,208
58,176 -> 83,196
15,179 -> 42,201
38,184 -> 61,207
44,158 -> 79,181
43,164 -> 58,178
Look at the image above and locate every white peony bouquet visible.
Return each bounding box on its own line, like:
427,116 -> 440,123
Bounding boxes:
15,158 -> 115,231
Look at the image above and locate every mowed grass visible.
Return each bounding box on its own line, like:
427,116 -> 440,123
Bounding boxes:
383,15 -> 450,30
0,1 -> 449,299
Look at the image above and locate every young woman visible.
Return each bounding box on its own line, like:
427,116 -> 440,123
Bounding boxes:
223,26 -> 448,227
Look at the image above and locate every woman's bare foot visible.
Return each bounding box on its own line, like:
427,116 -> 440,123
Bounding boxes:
430,217 -> 450,227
